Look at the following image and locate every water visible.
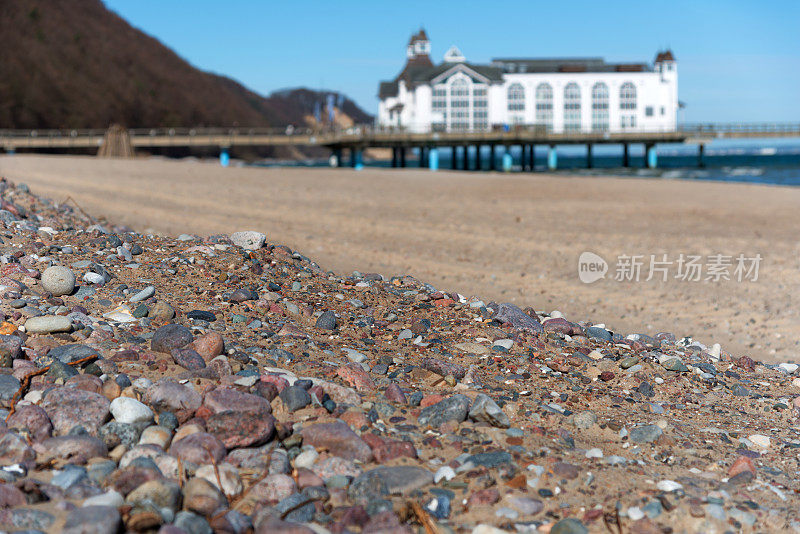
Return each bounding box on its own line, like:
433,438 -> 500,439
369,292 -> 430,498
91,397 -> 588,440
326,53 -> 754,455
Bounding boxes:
253,140 -> 800,187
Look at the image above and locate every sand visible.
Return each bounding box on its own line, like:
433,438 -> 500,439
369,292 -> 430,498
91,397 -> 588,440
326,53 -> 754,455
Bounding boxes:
1,154 -> 798,363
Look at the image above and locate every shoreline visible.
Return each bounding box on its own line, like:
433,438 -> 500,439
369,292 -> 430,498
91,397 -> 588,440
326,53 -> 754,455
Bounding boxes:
1,153 -> 798,363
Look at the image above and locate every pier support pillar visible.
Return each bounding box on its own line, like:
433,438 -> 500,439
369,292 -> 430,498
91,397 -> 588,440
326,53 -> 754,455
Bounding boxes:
489,145 -> 496,171
391,147 -> 398,168
331,148 -> 342,167
419,147 -> 426,168
622,143 -> 630,167
219,148 -> 230,167
502,146 -> 513,172
547,145 -> 557,170
429,148 -> 439,171
646,144 -> 657,169
349,148 -> 357,168
475,145 -> 482,171
451,147 -> 457,170
399,147 -> 406,168
529,145 -> 536,171
698,144 -> 705,168
521,145 -> 528,171
587,144 -> 593,169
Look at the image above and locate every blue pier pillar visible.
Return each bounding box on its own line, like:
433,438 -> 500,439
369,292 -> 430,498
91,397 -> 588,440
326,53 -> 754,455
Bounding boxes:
547,146 -> 558,170
647,144 -> 657,169
219,148 -> 230,167
354,149 -> 364,170
429,148 -> 439,171
501,147 -> 513,172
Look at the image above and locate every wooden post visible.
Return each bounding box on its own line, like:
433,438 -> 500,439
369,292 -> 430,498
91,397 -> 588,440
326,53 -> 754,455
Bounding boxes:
622,143 -> 630,167
587,144 -> 593,169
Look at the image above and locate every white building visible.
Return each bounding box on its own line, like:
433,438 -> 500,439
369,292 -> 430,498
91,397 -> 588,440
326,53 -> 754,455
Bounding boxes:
378,30 -> 678,134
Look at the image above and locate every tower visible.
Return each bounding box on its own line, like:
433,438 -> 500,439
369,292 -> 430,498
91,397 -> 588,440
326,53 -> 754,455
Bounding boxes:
406,29 -> 430,58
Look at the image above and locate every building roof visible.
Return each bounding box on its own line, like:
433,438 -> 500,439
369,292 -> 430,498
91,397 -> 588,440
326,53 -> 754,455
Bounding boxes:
655,50 -> 676,62
379,61 -> 504,98
491,57 -> 651,73
408,29 -> 428,45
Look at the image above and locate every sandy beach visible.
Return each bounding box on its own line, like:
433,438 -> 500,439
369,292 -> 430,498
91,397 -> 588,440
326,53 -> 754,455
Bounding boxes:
1,154 -> 798,363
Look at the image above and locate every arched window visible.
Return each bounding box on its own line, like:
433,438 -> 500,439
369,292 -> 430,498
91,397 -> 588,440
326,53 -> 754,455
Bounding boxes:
619,82 -> 637,129
535,83 -> 553,130
563,82 -> 581,132
507,83 -> 525,112
591,82 -> 609,132
620,82 -> 636,110
449,78 -> 470,131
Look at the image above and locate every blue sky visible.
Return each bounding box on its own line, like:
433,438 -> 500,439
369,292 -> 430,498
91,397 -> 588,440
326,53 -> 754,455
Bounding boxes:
104,0 -> 799,122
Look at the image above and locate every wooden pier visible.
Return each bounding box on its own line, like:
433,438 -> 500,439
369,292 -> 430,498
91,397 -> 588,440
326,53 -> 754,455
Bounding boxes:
1,123 -> 798,170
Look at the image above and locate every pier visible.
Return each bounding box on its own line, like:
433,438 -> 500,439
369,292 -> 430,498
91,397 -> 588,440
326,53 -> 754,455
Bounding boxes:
1,123 -> 799,170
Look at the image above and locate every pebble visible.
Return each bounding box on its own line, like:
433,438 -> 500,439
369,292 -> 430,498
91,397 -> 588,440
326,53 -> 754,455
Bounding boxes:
41,265 -> 76,296
24,315 -> 72,333
129,285 -> 155,302
109,397 -> 154,425
230,231 -> 266,250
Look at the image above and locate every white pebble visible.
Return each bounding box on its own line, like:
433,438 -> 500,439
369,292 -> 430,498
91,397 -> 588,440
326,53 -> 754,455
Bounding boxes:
656,480 -> 683,492
748,434 -> 771,449
585,448 -> 604,459
110,397 -> 154,425
434,466 -> 456,483
294,449 -> 319,469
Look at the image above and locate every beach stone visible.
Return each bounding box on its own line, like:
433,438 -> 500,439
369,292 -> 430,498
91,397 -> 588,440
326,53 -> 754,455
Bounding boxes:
507,496 -> 544,516
25,315 -> 72,333
302,421 -> 372,462
349,466 -> 433,503
129,285 -> 155,303
169,432 -> 226,465
0,334 -> 23,366
492,303 -> 542,333
196,463 -> 242,496
151,324 -> 193,353
41,386 -> 110,435
41,265 -> 76,296
316,310 -> 337,330
0,508 -> 56,530
586,326 -> 612,342
48,343 -> 101,365
573,411 -> 597,430
466,451 -> 513,468
172,347 -> 206,370
99,421 -> 141,449
146,379 -> 202,424
189,332 -> 224,361
41,435 -> 107,463
149,301 -> 175,321
127,479 -> 181,510
421,358 -> 466,380
468,393 -> 510,428
183,477 -> 227,516
174,511 -> 213,534
230,231 -> 266,250
629,425 -> 663,443
229,288 -> 257,303
279,385 -> 311,412
384,383 -> 407,404
7,404 -> 52,442
110,397 -> 154,425
201,387 -> 274,447
0,432 -> 35,464
417,394 -> 470,428
337,362 -> 375,392
63,505 -> 121,534
362,433 -> 417,463
550,518 -> 588,534
187,310 -> 216,322
0,374 -> 21,403
0,483 -> 26,508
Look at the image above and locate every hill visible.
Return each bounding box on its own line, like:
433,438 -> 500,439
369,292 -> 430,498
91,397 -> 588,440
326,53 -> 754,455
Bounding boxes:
0,0 -> 371,130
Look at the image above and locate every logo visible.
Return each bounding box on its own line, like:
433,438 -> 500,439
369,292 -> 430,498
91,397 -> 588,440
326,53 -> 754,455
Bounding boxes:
578,252 -> 608,284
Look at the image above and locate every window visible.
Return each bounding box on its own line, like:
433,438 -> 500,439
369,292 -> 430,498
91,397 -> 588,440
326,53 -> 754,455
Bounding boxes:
507,83 -> 525,112
660,106 -> 665,116
432,87 -> 446,110
645,106 -> 653,117
591,82 -> 609,132
563,82 -> 581,132
619,82 -> 636,130
620,82 -> 636,110
473,85 -> 488,130
535,83 -> 553,130
449,78 -> 470,131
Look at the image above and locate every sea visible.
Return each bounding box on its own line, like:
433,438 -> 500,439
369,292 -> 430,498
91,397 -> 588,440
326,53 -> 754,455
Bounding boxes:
253,138 -> 800,187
